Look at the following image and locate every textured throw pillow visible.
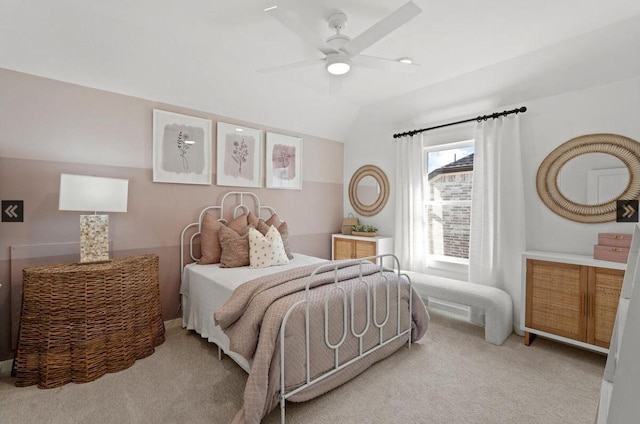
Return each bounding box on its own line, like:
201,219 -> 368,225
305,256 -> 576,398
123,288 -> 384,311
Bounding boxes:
219,224 -> 251,268
257,220 -> 293,259
247,211 -> 260,227
249,226 -> 289,269
265,213 -> 281,227
227,213 -> 250,234
277,221 -> 293,259
199,212 -> 224,265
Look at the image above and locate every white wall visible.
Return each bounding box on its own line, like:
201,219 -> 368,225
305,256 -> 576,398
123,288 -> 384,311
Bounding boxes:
343,13 -> 640,239
345,75 -> 640,254
521,77 -> 640,254
343,110 -> 476,239
344,75 -> 640,330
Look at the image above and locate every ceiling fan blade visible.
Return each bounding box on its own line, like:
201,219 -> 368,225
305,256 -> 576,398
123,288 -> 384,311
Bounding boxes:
257,58 -> 325,74
329,73 -> 344,94
343,1 -> 422,56
353,54 -> 420,73
265,6 -> 338,56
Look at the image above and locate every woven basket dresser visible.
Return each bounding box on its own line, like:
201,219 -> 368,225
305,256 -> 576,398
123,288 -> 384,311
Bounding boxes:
14,254 -> 165,388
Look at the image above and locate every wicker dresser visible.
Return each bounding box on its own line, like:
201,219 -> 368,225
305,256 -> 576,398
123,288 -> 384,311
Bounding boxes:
522,250 -> 625,354
14,254 -> 165,388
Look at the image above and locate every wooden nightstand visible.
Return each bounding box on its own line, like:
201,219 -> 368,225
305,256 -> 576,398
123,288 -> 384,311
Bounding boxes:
14,254 -> 165,388
331,233 -> 393,266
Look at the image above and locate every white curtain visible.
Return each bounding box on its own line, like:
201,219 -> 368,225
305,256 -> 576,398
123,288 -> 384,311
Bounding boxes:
468,115 -> 525,328
394,134 -> 428,273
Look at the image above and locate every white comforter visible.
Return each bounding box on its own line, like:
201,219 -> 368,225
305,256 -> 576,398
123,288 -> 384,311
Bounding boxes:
180,253 -> 327,371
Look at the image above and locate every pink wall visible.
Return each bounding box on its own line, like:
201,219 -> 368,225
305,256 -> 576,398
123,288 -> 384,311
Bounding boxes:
0,69 -> 344,360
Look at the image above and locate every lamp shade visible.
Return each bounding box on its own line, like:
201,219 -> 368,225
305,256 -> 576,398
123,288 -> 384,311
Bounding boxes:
59,174 -> 129,213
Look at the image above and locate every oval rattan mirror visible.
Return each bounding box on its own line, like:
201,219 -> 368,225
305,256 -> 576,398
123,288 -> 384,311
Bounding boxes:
349,165 -> 390,217
536,133 -> 640,223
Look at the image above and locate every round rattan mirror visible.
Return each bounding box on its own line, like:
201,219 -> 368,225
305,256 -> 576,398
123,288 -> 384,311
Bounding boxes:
536,133 -> 640,223
349,165 -> 390,217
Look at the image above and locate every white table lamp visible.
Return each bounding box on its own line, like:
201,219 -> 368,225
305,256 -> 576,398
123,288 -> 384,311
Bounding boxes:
59,173 -> 129,263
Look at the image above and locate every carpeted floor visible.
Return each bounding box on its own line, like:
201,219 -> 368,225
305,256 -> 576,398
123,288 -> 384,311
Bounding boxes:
0,310 -> 606,423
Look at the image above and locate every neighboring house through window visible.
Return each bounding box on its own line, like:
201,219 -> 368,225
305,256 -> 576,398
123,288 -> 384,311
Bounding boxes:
424,140 -> 474,265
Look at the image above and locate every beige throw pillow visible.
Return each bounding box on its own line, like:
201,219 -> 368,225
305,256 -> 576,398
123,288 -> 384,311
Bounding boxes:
257,220 -> 293,259
247,211 -> 260,227
265,213 -> 281,227
199,212 -> 254,265
277,221 -> 293,259
227,213 -> 250,234
249,226 -> 289,269
199,212 -> 224,265
219,224 -> 251,268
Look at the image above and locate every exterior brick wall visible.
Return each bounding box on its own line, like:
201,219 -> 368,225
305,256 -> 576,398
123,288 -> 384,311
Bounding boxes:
427,171 -> 473,259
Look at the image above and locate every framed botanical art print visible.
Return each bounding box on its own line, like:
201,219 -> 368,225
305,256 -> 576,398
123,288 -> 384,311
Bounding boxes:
265,132 -> 302,190
216,122 -> 263,188
153,109 -> 212,185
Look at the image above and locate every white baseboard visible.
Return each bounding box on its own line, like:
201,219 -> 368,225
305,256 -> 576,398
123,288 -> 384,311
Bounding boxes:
0,317 -> 183,378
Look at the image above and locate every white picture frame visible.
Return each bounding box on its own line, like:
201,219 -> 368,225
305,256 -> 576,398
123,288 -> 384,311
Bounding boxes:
265,132 -> 302,190
152,109 -> 212,185
216,122 -> 263,188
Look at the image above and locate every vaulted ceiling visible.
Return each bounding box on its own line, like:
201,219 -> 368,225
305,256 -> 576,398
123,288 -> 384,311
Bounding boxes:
1,0 -> 639,141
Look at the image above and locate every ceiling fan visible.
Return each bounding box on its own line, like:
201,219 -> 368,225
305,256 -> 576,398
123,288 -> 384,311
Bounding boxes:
261,1 -> 422,76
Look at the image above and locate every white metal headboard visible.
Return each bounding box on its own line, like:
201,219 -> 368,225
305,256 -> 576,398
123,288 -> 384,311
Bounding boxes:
180,191 -> 277,272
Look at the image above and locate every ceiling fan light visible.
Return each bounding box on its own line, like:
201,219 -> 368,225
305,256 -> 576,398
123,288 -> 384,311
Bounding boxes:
327,62 -> 350,75
326,53 -> 352,75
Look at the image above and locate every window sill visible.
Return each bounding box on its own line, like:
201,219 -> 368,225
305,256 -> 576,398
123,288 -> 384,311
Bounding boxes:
426,256 -> 469,280
428,255 -> 469,266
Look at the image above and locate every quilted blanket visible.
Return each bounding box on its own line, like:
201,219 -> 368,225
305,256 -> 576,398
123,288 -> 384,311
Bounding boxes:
215,261 -> 429,424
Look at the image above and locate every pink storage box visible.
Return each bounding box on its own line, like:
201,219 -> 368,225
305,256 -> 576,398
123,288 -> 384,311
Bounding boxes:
598,233 -> 633,248
594,245 -> 630,263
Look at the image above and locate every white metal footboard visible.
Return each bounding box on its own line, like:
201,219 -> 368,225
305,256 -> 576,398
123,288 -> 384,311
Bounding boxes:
278,254 -> 413,423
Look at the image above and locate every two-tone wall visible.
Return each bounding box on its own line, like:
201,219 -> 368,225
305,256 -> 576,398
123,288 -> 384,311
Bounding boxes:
0,68 -> 344,361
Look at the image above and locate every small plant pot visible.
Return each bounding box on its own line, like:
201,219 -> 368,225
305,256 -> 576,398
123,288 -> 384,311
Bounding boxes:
352,231 -> 376,237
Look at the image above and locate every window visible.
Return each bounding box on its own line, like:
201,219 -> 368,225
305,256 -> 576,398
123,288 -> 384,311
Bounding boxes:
424,140 -> 474,264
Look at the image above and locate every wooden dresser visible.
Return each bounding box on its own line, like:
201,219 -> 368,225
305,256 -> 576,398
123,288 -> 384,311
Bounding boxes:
522,250 -> 625,354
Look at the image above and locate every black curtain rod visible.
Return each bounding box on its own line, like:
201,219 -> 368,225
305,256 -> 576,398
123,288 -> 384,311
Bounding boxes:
392,106 -> 527,139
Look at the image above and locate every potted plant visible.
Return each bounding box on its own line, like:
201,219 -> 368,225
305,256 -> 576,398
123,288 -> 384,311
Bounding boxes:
352,224 -> 378,237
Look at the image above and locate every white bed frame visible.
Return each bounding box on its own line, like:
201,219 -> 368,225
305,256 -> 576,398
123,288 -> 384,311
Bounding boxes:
278,255 -> 412,423
180,192 -> 414,423
180,191 -> 276,274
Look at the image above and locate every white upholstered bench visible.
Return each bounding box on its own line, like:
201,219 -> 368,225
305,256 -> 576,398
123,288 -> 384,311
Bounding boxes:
404,271 -> 513,345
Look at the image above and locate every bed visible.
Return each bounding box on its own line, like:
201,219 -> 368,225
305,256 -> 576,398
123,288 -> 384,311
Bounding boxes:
180,192 -> 429,423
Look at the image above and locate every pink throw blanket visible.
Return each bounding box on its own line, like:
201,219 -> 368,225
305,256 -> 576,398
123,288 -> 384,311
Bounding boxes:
215,262 -> 429,423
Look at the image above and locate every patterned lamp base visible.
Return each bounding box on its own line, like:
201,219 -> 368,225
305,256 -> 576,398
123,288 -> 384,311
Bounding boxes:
80,215 -> 110,263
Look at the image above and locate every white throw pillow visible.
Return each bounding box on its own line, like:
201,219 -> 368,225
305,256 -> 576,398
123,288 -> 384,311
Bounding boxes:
249,225 -> 290,269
